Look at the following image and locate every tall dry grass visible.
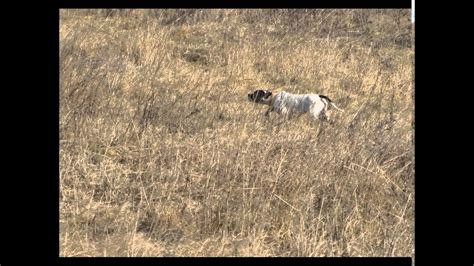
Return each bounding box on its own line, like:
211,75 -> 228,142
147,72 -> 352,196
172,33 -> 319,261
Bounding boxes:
59,9 -> 413,257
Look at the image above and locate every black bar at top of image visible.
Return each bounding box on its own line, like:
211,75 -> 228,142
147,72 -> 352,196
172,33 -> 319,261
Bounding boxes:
58,0 -> 411,9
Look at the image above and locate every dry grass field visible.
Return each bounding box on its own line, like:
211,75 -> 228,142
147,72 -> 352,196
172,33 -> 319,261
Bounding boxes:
59,9 -> 414,257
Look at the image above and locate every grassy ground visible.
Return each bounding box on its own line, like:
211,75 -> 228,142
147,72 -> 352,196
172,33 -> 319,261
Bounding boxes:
59,9 -> 414,257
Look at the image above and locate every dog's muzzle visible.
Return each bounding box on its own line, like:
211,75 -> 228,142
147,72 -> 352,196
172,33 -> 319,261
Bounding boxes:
248,93 -> 254,101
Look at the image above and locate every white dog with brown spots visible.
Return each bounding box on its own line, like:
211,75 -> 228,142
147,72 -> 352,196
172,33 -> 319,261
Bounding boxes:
247,89 -> 344,123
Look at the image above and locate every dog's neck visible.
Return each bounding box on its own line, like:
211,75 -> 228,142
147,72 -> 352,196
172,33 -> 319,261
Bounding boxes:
261,96 -> 273,106
267,91 -> 281,106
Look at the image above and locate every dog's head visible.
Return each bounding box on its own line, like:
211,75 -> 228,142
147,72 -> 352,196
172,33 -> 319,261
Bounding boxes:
247,89 -> 273,105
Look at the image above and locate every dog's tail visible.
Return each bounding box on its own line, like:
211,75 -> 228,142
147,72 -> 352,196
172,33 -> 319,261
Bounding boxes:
319,95 -> 345,112
329,102 -> 344,112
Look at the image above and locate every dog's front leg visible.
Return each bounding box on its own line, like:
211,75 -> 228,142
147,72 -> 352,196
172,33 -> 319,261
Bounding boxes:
264,107 -> 273,117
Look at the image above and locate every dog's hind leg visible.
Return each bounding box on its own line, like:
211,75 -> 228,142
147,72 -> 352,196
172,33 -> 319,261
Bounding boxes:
319,111 -> 334,125
317,119 -> 326,138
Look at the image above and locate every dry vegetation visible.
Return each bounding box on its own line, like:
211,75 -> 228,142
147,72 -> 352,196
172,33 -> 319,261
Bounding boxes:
59,9 -> 414,257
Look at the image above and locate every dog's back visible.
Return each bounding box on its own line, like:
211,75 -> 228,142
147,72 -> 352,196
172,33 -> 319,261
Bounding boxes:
273,92 -> 322,115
